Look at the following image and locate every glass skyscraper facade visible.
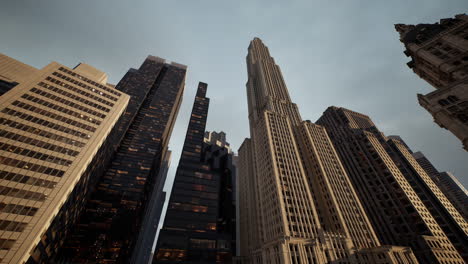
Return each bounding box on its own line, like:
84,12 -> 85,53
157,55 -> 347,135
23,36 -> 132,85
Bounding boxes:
56,56 -> 186,263
156,82 -> 236,263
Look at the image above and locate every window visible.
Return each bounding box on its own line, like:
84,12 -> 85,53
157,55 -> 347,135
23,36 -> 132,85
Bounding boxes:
447,95 -> 459,103
189,239 -> 216,249
438,99 -> 449,106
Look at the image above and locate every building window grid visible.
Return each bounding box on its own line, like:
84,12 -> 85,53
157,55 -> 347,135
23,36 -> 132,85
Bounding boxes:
1,108 -> 92,140
52,72 -> 119,102
21,94 -> 101,126
0,141 -> 72,166
0,170 -> 57,189
38,82 -> 110,113
46,76 -> 114,107
0,129 -> 79,156
0,156 -> 65,177
12,100 -> 97,132
58,67 -> 122,97
30,88 -> 106,119
0,118 -> 86,148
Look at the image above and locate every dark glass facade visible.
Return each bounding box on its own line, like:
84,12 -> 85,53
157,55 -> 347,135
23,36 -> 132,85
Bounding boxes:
155,83 -> 236,263
56,56 -> 186,263
25,112 -> 127,263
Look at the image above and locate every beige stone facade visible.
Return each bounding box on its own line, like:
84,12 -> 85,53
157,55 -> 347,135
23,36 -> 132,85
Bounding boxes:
237,38 -> 417,263
317,107 -> 465,263
396,14 -> 468,150
0,54 -> 129,263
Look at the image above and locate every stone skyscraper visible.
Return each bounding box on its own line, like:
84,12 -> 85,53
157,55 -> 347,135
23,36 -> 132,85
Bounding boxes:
237,38 -> 417,263
0,54 -> 130,263
156,83 -> 236,263
317,107 -> 466,263
412,151 -> 468,221
395,14 -> 468,150
56,56 -> 186,263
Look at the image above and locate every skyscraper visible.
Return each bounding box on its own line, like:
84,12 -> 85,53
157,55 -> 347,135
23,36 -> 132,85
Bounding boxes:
412,151 -> 440,179
0,54 -> 130,264
56,56 -> 186,263
131,150 -> 172,264
317,106 -> 466,263
437,172 -> 468,221
395,14 -> 468,150
156,83 -> 236,263
238,38 -> 417,263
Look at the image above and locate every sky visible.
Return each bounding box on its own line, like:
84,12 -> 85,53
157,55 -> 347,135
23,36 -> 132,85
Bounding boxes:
1,0 -> 467,244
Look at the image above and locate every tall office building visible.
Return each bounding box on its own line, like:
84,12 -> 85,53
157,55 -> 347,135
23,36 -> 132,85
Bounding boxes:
237,38 -> 417,263
412,151 -> 440,178
131,150 -> 171,264
56,56 -> 186,263
437,172 -> 468,221
388,140 -> 468,222
204,131 -> 232,153
156,83 -> 236,263
413,153 -> 468,221
395,14 -> 468,150
317,106 -> 466,263
0,54 -> 130,264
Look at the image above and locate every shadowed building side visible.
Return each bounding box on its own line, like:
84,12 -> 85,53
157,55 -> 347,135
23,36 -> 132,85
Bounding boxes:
0,54 -> 130,264
55,56 -> 186,263
155,83 -> 236,263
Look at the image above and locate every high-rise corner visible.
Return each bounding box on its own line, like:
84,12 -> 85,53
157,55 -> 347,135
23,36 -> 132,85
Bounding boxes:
0,54 -> 130,264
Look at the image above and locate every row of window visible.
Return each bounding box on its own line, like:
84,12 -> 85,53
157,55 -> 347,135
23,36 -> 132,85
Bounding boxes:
58,67 -> 122,97
12,100 -> 97,132
0,239 -> 15,250
22,94 -> 101,125
0,219 -> 27,232
0,156 -> 65,177
0,118 -> 86,148
0,202 -> 38,216
31,87 -> 106,119
0,185 -> 47,201
2,108 -> 91,140
52,71 -> 119,102
38,82 -> 110,113
0,129 -> 79,156
48,75 -> 115,107
0,170 -> 57,189
0,141 -> 72,166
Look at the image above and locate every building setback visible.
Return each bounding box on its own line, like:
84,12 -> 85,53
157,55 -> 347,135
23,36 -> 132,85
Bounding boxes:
0,54 -> 130,263
395,14 -> 468,150
237,38 -> 417,264
437,172 -> 468,221
155,83 -> 236,263
317,106 -> 466,263
412,151 -> 468,221
56,56 -> 186,263
387,140 -> 468,222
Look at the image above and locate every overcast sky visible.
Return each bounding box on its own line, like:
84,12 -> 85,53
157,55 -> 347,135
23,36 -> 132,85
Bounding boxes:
1,0 -> 467,243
